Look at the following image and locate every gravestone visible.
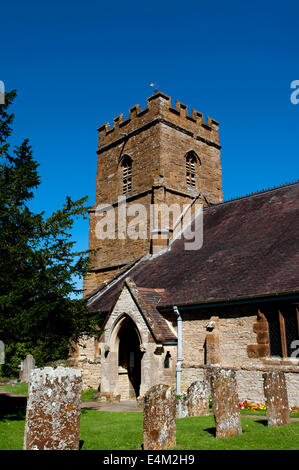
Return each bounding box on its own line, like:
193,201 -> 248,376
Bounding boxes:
210,367 -> 242,438
22,355 -> 35,383
263,370 -> 290,427
187,380 -> 209,416
176,395 -> 189,419
0,341 -> 4,365
23,366 -> 82,450
19,362 -> 24,382
143,384 -> 176,450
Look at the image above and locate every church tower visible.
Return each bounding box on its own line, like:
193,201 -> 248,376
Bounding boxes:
84,92 -> 223,294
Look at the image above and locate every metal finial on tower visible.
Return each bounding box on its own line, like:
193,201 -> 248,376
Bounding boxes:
149,82 -> 159,93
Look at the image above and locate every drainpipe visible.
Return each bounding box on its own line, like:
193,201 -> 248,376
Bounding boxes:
173,305 -> 182,395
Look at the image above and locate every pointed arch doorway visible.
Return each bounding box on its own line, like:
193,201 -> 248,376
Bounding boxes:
116,316 -> 142,400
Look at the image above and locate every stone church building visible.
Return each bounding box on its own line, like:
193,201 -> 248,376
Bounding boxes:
68,92 -> 299,406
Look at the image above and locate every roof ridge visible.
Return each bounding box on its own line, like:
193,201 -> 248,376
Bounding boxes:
208,179 -> 299,209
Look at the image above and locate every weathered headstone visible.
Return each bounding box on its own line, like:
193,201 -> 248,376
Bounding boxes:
143,384 -> 176,450
19,361 -> 24,382
263,370 -> 290,427
176,395 -> 189,419
210,367 -> 242,438
23,366 -> 82,450
187,380 -> 209,416
22,355 -> 35,383
0,341 -> 4,365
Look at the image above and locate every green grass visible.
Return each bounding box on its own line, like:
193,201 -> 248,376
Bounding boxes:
0,382 -> 28,396
81,388 -> 98,402
1,384 -> 298,450
174,416 -> 299,450
0,383 -> 98,403
0,408 -> 299,451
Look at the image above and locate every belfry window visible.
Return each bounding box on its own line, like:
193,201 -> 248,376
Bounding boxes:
186,153 -> 196,187
122,156 -> 132,194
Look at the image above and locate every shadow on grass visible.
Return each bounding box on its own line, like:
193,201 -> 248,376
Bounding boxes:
255,419 -> 268,427
79,440 -> 84,450
0,393 -> 27,421
203,427 -> 216,437
204,418 -> 268,437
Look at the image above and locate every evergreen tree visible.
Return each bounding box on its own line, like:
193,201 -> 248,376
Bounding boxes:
0,91 -> 100,376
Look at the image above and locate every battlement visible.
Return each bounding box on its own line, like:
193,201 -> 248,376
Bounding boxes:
97,92 -> 220,150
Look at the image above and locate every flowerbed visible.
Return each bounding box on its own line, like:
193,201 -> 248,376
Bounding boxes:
290,406 -> 299,414
239,400 -> 266,411
239,401 -> 299,415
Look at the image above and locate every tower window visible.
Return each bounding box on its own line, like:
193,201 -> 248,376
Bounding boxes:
122,156 -> 132,194
186,153 -> 197,187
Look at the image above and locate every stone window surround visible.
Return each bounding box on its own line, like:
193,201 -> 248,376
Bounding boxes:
185,150 -> 201,188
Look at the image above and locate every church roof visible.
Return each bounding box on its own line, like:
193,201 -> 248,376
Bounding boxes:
88,182 -> 299,313
124,280 -> 176,342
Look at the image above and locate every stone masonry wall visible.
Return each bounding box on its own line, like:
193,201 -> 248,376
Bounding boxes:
67,336 -> 101,390
181,304 -> 299,406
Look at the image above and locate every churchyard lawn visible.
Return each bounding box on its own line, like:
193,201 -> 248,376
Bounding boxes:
0,384 -> 298,451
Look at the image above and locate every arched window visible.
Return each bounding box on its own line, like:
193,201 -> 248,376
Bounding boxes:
121,155 -> 132,194
186,152 -> 197,187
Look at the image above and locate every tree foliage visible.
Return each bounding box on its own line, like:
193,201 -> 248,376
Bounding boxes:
0,91 -> 100,375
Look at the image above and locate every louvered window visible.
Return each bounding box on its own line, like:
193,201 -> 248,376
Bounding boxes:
186,155 -> 196,187
122,157 -> 132,194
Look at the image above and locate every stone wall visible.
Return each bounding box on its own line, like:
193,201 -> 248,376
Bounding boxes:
181,367 -> 298,406
182,306 -> 260,369
67,336 -> 101,390
180,304 -> 299,406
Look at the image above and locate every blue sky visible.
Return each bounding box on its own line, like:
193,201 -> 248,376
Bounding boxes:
1,0 -> 298,272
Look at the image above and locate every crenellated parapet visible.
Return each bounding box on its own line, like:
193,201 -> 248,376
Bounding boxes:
97,92 -> 220,151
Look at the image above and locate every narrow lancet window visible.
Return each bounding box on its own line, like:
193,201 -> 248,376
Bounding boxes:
186,153 -> 197,187
122,156 -> 132,194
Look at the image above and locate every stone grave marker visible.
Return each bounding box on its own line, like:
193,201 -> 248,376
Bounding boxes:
263,370 -> 290,427
176,395 -> 189,419
143,384 -> 176,450
23,366 -> 82,450
210,367 -> 242,438
22,355 -> 35,383
19,361 -> 24,382
187,380 -> 209,417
